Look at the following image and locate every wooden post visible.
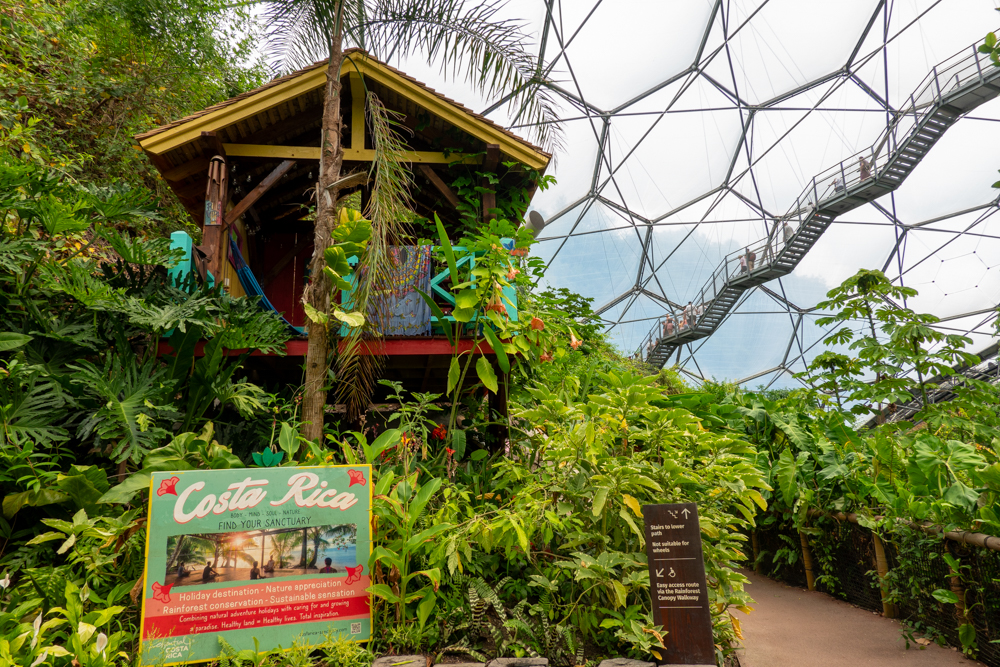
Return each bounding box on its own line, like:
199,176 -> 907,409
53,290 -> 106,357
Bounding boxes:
799,530 -> 816,590
202,155 -> 228,282
946,543 -> 968,624
751,530 -> 762,576
872,532 -> 897,618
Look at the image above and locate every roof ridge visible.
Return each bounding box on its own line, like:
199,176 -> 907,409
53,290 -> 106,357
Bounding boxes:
134,48 -> 548,158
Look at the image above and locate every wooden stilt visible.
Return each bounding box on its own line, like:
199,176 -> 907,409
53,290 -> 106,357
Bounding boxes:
872,532 -> 897,618
799,530 -> 816,591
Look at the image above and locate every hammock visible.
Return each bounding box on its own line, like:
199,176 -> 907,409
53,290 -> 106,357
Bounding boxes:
228,236 -> 305,335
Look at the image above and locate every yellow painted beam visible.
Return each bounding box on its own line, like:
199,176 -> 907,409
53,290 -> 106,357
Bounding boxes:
222,143 -> 481,164
139,66 -> 327,155
349,72 -> 366,151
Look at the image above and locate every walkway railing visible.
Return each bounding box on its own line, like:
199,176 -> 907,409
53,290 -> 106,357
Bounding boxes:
636,34 -> 1000,366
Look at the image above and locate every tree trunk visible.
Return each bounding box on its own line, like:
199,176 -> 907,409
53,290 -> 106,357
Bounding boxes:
301,32 -> 347,444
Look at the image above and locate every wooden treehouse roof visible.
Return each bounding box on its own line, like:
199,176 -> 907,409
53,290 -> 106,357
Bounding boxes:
136,49 -> 551,227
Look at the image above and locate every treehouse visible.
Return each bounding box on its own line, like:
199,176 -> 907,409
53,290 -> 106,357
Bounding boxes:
135,49 -> 550,419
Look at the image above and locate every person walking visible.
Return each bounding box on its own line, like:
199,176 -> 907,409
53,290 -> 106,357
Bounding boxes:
746,247 -> 757,271
665,316 -> 674,335
783,221 -> 795,244
859,156 -> 872,180
738,253 -> 747,275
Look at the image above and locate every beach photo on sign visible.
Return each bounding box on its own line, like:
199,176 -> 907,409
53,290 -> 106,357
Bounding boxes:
164,524 -> 358,588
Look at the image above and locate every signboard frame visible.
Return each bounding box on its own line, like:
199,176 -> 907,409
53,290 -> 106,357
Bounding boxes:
642,502 -> 715,666
138,465 -> 373,666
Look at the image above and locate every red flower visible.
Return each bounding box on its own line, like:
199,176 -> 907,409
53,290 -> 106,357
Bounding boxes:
506,267 -> 520,281
540,351 -> 553,362
345,565 -> 364,585
510,247 -> 529,257
151,581 -> 173,604
570,332 -> 582,350
431,425 -> 447,441
157,477 -> 180,497
530,317 -> 544,331
446,448 -> 455,457
347,469 -> 367,487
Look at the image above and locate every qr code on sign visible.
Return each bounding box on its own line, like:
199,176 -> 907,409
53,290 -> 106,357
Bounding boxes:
351,623 -> 362,635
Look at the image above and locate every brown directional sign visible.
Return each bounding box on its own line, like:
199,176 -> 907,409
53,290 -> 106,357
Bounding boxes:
643,502 -> 715,666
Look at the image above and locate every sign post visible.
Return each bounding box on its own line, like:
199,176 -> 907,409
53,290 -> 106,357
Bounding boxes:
138,466 -> 372,666
642,502 -> 715,666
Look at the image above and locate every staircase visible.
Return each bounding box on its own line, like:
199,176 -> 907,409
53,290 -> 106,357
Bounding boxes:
861,343 -> 1000,427
636,39 -> 1000,368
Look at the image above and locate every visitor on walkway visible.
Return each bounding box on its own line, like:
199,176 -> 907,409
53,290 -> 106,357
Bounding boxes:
665,316 -> 674,335
830,175 -> 845,194
859,155 -> 872,180
250,561 -> 261,580
746,247 -> 757,271
783,221 -> 795,243
738,253 -> 747,274
202,560 -> 219,583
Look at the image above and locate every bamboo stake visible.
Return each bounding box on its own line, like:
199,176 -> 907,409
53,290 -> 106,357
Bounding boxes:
799,530 -> 816,591
871,532 -> 897,618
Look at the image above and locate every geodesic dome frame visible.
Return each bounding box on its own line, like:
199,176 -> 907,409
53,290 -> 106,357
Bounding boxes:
483,1 -> 1000,389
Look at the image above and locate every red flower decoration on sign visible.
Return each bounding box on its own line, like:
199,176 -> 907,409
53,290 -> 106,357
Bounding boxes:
347,469 -> 366,487
157,476 -> 180,497
151,581 -> 173,603
344,565 -> 364,585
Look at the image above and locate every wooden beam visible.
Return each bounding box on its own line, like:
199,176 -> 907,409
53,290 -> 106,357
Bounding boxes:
201,131 -> 227,158
417,165 -> 459,208
350,73 -> 366,151
162,156 -> 210,183
483,143 -> 500,172
224,160 -> 297,226
157,337 -> 500,358
259,235 -> 312,288
221,143 -> 481,164
238,106 -> 323,146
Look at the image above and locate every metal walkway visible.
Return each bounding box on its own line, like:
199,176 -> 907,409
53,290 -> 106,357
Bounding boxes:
860,342 -> 1000,427
637,38 -> 1000,368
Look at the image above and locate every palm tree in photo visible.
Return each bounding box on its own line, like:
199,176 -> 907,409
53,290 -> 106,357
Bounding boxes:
268,531 -> 303,568
262,0 -> 560,438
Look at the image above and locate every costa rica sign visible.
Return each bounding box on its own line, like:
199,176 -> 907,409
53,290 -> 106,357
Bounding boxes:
139,466 -> 372,665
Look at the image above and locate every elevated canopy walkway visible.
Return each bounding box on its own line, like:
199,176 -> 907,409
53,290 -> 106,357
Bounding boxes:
638,38 -> 1000,368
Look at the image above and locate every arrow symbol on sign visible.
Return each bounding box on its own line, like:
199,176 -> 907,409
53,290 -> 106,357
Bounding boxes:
656,569 -> 664,577
681,508 -> 691,518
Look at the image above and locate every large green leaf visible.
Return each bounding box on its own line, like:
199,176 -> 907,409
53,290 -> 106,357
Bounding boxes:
775,448 -> 799,507
434,213 -> 459,286
447,357 -> 461,395
0,332 -> 32,352
476,357 -> 498,393
481,325 -> 510,374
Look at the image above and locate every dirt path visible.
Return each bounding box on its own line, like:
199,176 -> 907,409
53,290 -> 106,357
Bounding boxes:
733,571 -> 983,667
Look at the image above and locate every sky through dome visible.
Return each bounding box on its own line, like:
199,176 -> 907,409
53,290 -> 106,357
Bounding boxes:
380,0 -> 1000,388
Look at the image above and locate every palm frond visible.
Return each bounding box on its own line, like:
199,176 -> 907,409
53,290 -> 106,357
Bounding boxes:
264,0 -> 365,72
333,91 -> 413,417
360,0 -> 562,151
